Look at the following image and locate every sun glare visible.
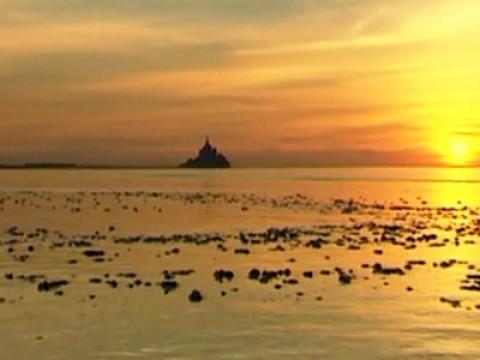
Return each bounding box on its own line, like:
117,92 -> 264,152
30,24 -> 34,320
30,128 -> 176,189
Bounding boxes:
446,138 -> 473,166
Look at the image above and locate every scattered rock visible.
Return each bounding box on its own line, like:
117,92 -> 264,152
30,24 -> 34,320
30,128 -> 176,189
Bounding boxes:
159,280 -> 179,294
440,297 -> 461,308
214,269 -> 234,283
189,289 -> 203,303
37,280 -> 69,293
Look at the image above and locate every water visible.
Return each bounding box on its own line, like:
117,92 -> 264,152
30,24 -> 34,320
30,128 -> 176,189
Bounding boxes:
0,168 -> 479,359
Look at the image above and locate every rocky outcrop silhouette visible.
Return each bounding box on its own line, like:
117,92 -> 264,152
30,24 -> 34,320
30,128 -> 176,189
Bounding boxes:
180,137 -> 231,168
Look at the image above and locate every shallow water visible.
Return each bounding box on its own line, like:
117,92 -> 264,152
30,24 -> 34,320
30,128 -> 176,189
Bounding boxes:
1,168 -> 480,359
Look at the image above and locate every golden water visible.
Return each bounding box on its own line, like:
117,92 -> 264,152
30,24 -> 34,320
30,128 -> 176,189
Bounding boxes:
1,168 -> 479,359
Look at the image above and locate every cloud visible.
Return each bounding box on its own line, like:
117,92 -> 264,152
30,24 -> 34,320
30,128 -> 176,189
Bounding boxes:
232,147 -> 438,167
0,0 -> 307,25
236,34 -> 425,57
280,122 -> 424,150
453,127 -> 480,138
0,0 -> 477,167
0,41 -> 233,92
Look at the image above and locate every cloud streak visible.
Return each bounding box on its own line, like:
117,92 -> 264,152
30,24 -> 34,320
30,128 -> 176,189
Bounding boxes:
0,0 -> 478,166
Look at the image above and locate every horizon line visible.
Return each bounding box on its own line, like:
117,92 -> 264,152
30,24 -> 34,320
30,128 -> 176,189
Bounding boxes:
0,163 -> 479,170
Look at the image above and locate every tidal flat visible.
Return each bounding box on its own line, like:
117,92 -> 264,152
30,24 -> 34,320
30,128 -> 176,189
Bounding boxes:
1,168 -> 480,359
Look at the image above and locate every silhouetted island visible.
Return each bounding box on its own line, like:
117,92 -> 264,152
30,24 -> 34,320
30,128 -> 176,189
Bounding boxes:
180,137 -> 231,168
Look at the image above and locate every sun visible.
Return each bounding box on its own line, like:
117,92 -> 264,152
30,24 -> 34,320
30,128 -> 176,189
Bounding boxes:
446,138 -> 474,166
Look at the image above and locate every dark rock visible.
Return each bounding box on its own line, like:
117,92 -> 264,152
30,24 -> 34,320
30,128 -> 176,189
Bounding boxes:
106,280 -> 118,289
214,269 -> 234,283
283,278 -> 299,285
4,273 -> 14,280
189,289 -> 203,303
440,259 -> 457,269
83,250 -> 105,258
372,263 -> 405,276
305,238 -> 327,249
440,297 -> 461,308
117,272 -> 137,279
302,271 -> 314,279
259,271 -> 278,284
461,285 -> 480,292
37,280 -> 69,292
248,268 -> 260,280
164,269 -> 195,277
336,268 -> 353,285
159,280 -> 179,294
68,240 -> 92,248
234,248 -> 250,255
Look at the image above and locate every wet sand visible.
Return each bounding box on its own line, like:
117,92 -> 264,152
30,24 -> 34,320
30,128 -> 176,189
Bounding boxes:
1,169 -> 480,359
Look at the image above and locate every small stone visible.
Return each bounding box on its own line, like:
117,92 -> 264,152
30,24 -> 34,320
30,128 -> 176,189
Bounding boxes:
159,280 -> 179,294
189,290 -> 203,303
106,280 -> 118,289
302,271 -> 314,279
234,248 -> 250,255
214,269 -> 235,283
4,273 -> 13,280
248,268 -> 260,280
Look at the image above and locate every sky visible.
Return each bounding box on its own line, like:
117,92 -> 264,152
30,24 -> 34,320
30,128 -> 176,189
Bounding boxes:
0,0 -> 479,167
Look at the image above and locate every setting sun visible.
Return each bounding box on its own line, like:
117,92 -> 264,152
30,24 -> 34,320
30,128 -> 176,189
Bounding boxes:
446,138 -> 474,166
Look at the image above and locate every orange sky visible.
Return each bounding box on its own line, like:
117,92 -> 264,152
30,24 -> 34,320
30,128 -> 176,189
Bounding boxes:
0,0 -> 479,166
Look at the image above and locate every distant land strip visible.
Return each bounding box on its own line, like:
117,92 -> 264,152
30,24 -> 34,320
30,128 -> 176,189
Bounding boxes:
0,163 -> 171,170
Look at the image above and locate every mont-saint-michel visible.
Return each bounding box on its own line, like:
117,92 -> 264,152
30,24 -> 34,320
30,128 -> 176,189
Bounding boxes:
180,137 -> 231,168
